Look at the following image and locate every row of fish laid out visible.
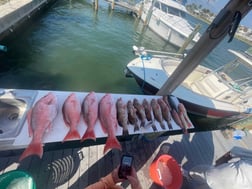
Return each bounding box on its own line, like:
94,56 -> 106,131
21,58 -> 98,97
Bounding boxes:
18,91 -> 192,162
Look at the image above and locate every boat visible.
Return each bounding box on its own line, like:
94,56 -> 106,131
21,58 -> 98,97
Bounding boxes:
135,0 -> 201,50
125,46 -> 252,119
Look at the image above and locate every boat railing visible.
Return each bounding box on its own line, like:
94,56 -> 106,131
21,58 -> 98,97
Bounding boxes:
132,46 -> 184,60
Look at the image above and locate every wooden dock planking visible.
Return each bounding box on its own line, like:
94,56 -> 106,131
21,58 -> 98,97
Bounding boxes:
76,147 -> 89,189
35,150 -> 54,189
0,130 -> 252,189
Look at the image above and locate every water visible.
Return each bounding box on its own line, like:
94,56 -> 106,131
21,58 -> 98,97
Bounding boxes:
0,0 -> 250,129
0,0 -> 177,94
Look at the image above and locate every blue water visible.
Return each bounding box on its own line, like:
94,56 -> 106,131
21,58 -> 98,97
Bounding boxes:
0,0 -> 250,95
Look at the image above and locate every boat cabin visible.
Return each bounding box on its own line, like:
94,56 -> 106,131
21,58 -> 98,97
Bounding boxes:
153,0 -> 187,18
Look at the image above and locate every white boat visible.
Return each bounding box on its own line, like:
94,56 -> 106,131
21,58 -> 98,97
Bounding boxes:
125,46 -> 252,119
136,0 -> 201,50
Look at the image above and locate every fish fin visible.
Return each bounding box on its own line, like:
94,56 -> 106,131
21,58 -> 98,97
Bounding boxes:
103,137 -> 122,154
19,142 -> 43,162
63,129 -> 81,142
81,129 -> 96,142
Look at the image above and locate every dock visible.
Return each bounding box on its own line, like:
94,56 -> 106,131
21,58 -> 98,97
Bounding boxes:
104,0 -> 138,13
1,129 -> 252,189
0,0 -> 56,41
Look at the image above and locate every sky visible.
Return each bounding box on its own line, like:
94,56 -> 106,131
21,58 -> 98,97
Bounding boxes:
187,0 -> 252,28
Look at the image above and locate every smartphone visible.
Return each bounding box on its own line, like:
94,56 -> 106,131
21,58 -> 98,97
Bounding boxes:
118,155 -> 134,179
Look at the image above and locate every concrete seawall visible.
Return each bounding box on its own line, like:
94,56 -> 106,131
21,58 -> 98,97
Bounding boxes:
0,0 -> 57,41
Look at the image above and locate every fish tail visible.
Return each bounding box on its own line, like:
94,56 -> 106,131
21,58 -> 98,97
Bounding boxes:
122,129 -> 129,136
151,124 -> 157,132
63,129 -> 81,142
134,123 -> 140,132
81,129 -> 96,142
167,122 -> 173,130
19,142 -> 43,162
140,120 -> 145,128
104,136 -> 122,154
160,122 -> 166,130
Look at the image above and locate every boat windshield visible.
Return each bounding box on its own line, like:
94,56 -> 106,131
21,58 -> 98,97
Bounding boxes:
217,58 -> 252,92
154,2 -> 186,18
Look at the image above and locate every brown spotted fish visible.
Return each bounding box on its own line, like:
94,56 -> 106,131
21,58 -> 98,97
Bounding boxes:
142,99 -> 157,131
157,98 -> 173,130
116,97 -> 129,136
127,100 -> 140,132
133,98 -> 146,128
151,99 -> 166,130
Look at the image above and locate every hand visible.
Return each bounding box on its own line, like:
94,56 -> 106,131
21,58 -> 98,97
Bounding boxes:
126,167 -> 141,189
111,166 -> 125,183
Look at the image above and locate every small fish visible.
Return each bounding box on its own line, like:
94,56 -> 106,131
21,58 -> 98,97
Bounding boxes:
157,98 -> 173,130
127,100 -> 140,132
171,109 -> 187,133
178,111 -> 188,134
116,98 -> 129,136
19,92 -> 58,161
142,99 -> 157,131
151,99 -> 166,130
178,103 -> 193,128
162,96 -> 172,110
133,98 -> 146,128
62,93 -> 81,142
99,94 -> 122,154
81,91 -> 98,142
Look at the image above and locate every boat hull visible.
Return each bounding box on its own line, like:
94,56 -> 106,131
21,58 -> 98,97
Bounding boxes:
145,13 -> 196,50
129,68 -> 240,119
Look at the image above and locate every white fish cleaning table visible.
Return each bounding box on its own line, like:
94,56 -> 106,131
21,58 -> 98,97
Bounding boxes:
3,89 -> 194,150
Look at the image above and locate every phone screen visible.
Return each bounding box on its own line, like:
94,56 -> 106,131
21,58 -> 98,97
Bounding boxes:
118,155 -> 133,179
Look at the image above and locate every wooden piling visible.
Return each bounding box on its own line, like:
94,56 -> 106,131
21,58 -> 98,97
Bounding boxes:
144,0 -> 156,25
94,0 -> 98,11
138,1 -> 144,18
111,0 -> 115,10
177,24 -> 201,54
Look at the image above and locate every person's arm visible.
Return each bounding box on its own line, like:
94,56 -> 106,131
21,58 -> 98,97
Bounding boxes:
230,146 -> 252,160
85,167 -> 124,189
215,146 -> 252,166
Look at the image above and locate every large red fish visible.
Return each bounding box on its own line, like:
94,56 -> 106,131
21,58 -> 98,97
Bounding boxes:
62,93 -> 81,142
99,94 -> 122,154
19,92 -> 58,161
81,91 -> 98,142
